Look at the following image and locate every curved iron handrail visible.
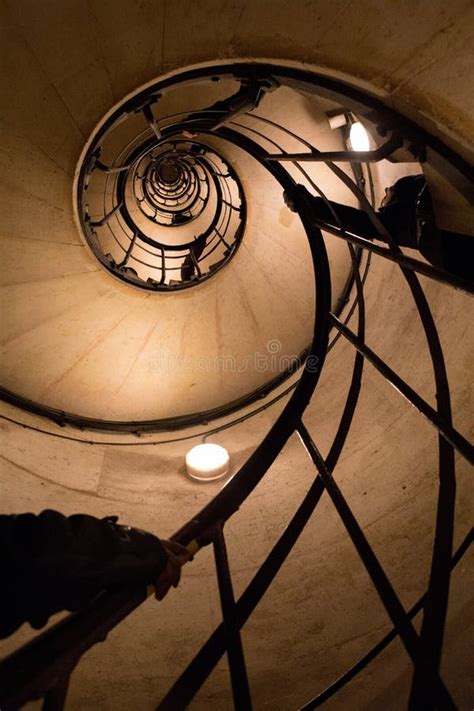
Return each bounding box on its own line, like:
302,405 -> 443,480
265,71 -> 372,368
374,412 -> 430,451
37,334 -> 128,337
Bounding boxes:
0,107 -> 370,433
1,62 -> 473,711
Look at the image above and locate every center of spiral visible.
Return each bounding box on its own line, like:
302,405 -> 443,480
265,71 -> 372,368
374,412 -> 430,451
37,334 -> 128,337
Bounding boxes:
157,160 -> 180,184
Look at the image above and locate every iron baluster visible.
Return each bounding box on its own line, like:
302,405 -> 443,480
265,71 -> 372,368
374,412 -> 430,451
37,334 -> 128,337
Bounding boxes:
117,231 -> 138,268
89,202 -> 123,228
328,313 -> 474,464
213,523 -> 253,710
1,62 -> 472,711
299,528 -> 472,710
142,103 -> 162,140
296,422 -> 456,709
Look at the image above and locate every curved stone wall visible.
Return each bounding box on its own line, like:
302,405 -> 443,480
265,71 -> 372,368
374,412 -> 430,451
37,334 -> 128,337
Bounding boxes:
0,2 -> 472,709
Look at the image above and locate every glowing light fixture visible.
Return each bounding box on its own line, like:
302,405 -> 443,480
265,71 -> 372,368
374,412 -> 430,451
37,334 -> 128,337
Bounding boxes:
349,121 -> 371,151
186,443 -> 230,481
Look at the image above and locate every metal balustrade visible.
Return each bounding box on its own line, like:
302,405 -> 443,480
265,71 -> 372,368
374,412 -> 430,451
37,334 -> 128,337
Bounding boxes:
81,134 -> 246,290
0,63 -> 473,711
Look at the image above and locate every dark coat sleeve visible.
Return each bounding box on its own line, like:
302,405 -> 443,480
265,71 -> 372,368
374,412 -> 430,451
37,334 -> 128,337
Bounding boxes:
0,510 -> 168,637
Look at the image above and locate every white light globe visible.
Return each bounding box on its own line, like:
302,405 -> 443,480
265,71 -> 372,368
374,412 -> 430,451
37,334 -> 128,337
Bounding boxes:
186,443 -> 230,481
349,121 -> 371,151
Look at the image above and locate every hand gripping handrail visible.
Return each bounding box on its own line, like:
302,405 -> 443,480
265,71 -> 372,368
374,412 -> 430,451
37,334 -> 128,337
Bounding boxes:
1,63 -> 472,711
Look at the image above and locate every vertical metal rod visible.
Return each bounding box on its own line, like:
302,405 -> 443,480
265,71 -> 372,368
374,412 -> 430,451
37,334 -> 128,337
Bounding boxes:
159,247 -> 166,285
296,422 -> 455,709
89,202 -> 123,227
142,104 -> 162,140
215,226 -> 231,249
328,313 -> 473,465
41,672 -> 71,711
189,248 -> 202,277
117,230 -> 138,267
213,524 -> 253,710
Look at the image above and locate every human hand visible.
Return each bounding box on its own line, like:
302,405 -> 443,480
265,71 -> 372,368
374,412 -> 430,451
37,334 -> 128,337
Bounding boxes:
154,540 -> 192,601
283,184 -> 310,213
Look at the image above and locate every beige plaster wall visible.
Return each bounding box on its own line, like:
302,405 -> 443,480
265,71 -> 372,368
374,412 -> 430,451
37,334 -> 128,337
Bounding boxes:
0,1 -> 473,709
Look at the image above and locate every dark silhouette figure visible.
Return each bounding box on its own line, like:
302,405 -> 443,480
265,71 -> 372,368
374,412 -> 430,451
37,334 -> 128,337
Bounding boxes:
0,510 -> 190,637
284,176 -> 473,282
185,77 -> 278,132
181,235 -> 207,281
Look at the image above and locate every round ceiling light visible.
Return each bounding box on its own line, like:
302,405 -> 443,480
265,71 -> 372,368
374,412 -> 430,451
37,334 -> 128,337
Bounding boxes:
349,121 -> 371,151
185,443 -> 230,482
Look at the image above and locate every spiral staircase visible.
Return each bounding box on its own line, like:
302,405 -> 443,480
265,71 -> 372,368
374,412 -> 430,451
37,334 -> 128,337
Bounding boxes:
0,2 -> 473,710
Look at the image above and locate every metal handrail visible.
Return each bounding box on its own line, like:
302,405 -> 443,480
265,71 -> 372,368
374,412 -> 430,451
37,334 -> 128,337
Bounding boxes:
1,63 -> 472,711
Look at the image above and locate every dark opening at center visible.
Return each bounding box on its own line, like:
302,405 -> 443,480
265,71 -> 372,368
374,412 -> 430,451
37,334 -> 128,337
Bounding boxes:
158,161 -> 179,184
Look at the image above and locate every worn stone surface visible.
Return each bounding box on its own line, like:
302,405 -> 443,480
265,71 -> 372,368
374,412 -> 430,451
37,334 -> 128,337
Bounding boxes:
0,81 -> 357,421
0,1 -> 473,709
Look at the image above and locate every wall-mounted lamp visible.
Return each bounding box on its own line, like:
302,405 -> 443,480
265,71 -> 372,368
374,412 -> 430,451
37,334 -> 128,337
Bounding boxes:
186,443 -> 230,481
349,121 -> 371,151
